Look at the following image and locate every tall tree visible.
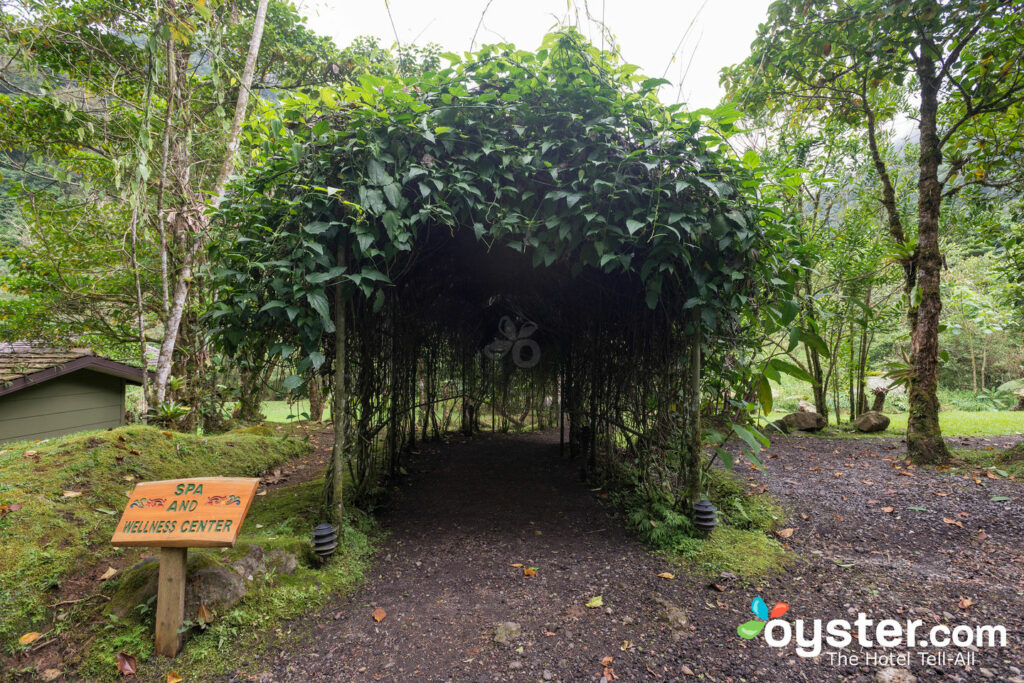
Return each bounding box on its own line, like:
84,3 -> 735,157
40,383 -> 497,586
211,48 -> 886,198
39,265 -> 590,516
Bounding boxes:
726,0 -> 1024,463
0,0 -> 340,417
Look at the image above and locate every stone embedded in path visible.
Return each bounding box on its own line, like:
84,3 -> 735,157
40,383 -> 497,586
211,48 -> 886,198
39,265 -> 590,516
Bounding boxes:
854,410 -> 891,433
493,621 -> 522,646
876,667 -> 916,683
651,595 -> 689,641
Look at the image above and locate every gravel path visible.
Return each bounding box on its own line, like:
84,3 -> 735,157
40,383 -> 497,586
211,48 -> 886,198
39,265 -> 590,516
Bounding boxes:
232,431 -> 1024,682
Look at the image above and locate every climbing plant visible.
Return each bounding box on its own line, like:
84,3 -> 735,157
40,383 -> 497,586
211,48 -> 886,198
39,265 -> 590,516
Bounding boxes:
209,30 -> 800,527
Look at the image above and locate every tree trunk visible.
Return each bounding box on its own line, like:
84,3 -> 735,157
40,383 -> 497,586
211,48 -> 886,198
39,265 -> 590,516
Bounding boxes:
308,372 -> 326,422
322,244 -> 347,525
680,318 -> 702,505
907,50 -> 951,465
154,0 -> 270,405
871,387 -> 888,413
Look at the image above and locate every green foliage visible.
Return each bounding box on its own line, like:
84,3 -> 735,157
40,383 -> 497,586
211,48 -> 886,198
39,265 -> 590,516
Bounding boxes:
673,526 -> 789,580
0,424 -> 310,652
620,461 -> 782,554
210,29 -> 796,382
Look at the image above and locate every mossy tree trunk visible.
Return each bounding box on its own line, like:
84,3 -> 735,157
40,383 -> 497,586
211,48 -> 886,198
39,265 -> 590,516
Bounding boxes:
679,315 -> 702,505
906,52 -> 951,465
323,244 -> 348,526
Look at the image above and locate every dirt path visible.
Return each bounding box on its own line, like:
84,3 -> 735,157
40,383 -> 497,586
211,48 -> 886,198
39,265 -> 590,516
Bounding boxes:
234,431 -> 1024,683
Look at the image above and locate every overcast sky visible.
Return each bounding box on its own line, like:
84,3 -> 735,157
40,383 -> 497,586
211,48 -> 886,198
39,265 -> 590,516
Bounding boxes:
297,0 -> 774,110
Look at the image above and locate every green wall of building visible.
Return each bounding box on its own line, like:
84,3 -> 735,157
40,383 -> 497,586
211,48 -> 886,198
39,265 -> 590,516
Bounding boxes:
0,370 -> 126,444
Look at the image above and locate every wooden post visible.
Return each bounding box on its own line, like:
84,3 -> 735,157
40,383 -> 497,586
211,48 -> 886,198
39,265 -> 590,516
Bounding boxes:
155,547 -> 187,657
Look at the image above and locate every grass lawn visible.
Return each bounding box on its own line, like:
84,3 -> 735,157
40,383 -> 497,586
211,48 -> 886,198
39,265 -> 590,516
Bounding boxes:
761,409 -> 1024,437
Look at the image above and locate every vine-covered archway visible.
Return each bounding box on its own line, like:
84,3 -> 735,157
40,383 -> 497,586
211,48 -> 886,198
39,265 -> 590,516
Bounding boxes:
210,30 -> 790,525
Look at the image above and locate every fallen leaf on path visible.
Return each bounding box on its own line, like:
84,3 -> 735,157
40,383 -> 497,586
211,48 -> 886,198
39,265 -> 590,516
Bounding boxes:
934,491 -> 949,497
943,517 -> 964,528
657,572 -> 675,579
861,480 -> 874,486
867,499 -> 879,505
897,471 -> 914,477
799,513 -> 809,520
958,597 -> 974,610
681,664 -> 695,676
709,583 -> 726,592
601,656 -> 614,666
977,529 -> 988,541
776,528 -> 795,538
881,507 -> 895,513
957,511 -> 969,518
116,651 -> 137,676
18,632 -> 41,645
523,567 -> 536,576
167,673 -> 183,683
833,472 -> 843,478
24,450 -> 37,456
99,567 -> 118,581
371,607 -> 386,622
586,596 -> 604,608
510,563 -> 524,568
620,640 -> 633,651
40,670 -> 62,682
62,491 -> 82,498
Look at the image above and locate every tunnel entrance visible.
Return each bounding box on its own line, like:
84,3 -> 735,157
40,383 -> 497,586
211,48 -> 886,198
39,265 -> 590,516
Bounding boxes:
211,31 -> 773,518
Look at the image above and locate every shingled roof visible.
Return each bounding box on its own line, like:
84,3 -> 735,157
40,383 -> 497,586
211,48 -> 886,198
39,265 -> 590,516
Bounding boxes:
0,342 -> 145,397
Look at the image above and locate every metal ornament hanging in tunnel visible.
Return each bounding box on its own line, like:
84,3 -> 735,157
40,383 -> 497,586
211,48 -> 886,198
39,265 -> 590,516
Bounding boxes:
483,316 -> 541,368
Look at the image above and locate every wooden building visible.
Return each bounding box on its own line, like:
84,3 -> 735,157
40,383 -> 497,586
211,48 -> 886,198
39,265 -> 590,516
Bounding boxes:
0,343 -> 145,444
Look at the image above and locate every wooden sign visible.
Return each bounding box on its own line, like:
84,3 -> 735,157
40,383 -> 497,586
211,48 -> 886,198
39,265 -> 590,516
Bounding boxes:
111,477 -> 260,657
111,477 -> 259,548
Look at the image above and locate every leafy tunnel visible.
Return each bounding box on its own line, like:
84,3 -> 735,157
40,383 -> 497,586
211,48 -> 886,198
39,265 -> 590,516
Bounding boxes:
209,30 -> 793,526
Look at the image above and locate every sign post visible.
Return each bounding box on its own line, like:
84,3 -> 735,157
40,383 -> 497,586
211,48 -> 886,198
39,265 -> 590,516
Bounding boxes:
111,477 -> 259,657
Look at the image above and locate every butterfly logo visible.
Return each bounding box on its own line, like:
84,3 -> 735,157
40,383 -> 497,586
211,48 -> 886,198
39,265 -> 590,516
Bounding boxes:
737,596 -> 789,639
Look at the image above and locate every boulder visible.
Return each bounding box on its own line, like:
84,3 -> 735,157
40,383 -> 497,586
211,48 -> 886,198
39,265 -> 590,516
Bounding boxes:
773,411 -> 827,433
107,545 -> 297,624
854,411 -> 890,433
184,561 -> 246,621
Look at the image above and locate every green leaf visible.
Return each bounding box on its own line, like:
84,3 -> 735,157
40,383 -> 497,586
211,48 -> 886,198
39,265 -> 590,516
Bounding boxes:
306,290 -> 331,324
769,358 -> 818,385
716,446 -> 734,471
368,157 -> 394,185
626,219 -> 644,234
731,423 -> 762,457
282,374 -> 304,391
991,496 -> 1011,502
585,596 -> 604,608
800,329 -> 829,356
303,221 -> 330,235
757,375 -> 773,416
